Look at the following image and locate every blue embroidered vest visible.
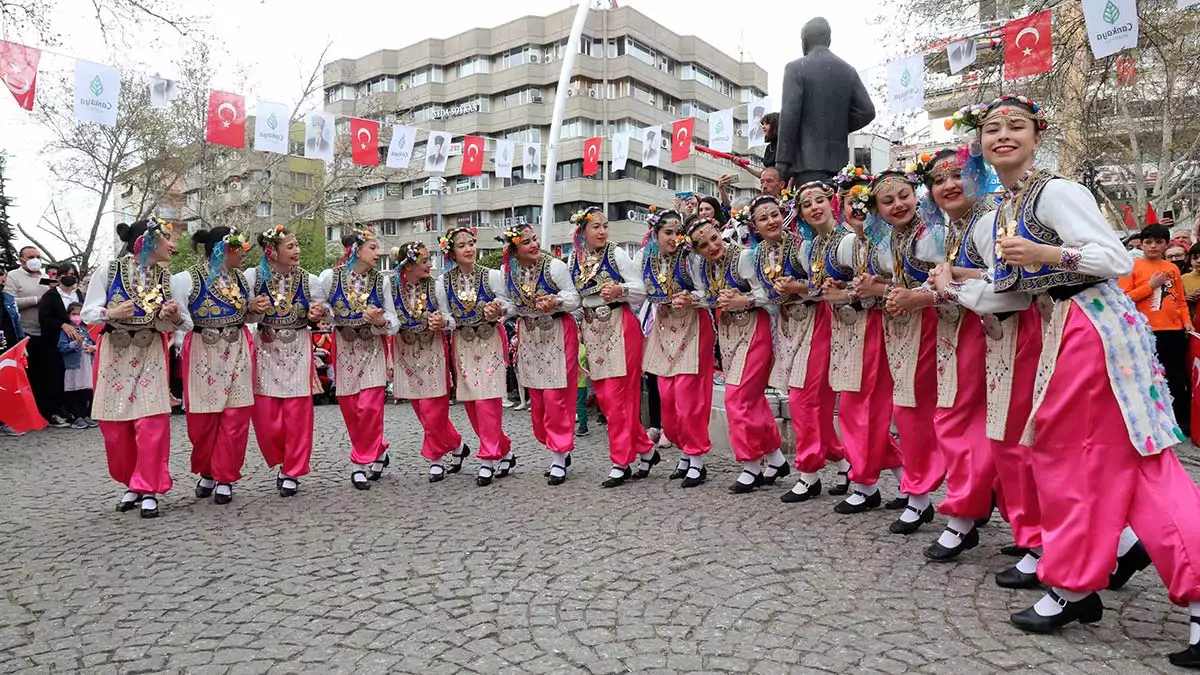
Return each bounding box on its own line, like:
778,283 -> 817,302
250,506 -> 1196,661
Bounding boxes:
571,243 -> 624,297
444,266 -> 498,326
947,200 -> 996,271
825,232 -> 856,283
255,269 -> 312,329
891,220 -> 938,289
993,170 -> 1104,293
643,251 -> 696,304
809,227 -> 847,291
328,266 -> 385,327
187,264 -> 250,329
393,276 -> 438,330
104,256 -> 172,330
754,232 -> 806,304
699,243 -> 751,305
507,255 -> 561,313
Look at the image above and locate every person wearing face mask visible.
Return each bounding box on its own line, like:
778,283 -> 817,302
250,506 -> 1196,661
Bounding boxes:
57,302 -> 97,429
9,246 -> 61,425
1167,243 -> 1189,273
38,262 -> 86,427
320,228 -> 400,490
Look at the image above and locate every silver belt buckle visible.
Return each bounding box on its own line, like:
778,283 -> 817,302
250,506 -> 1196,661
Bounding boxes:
357,327 -> 374,341
982,314 -> 1003,341
783,303 -> 810,321
222,327 -> 240,343
277,328 -> 297,344
400,330 -> 418,345
339,326 -> 359,342
460,325 -> 479,341
836,305 -> 858,325
108,330 -> 132,349
936,306 -> 961,323
132,329 -> 155,348
260,327 -> 276,343
201,328 -> 221,345
534,315 -> 554,331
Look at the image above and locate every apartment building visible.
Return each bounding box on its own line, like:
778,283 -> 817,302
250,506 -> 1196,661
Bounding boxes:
320,5 -> 770,263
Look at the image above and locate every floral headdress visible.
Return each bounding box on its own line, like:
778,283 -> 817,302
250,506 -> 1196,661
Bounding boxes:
793,181 -> 837,238
393,241 -> 428,287
833,164 -> 870,192
439,225 -> 478,264
570,206 -> 604,263
135,217 -> 173,268
685,216 -> 723,241
496,223 -> 533,272
946,93 -> 1049,133
209,226 -> 252,282
847,185 -> 872,221
342,227 -> 374,270
640,206 -> 684,256
257,224 -> 291,281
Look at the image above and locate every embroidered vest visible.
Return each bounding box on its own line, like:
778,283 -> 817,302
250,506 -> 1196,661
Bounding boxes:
808,227 -> 847,290
255,269 -> 312,329
445,266 -> 498,326
754,232 -> 806,304
571,243 -> 624,297
700,243 -> 751,304
825,232 -> 856,283
891,221 -> 936,289
328,266 -> 386,327
947,200 -> 995,271
394,276 -> 438,330
994,170 -> 1104,293
507,255 -> 561,313
187,264 -> 250,329
643,250 -> 696,304
104,256 -> 171,330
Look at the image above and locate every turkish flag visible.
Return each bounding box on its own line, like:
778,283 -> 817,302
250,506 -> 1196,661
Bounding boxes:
461,135 -> 484,176
671,118 -> 695,163
1003,10 -> 1053,80
350,117 -> 380,166
205,90 -> 246,148
1189,333 -> 1200,445
1146,203 -> 1160,226
583,137 -> 602,176
1116,56 -> 1137,86
0,41 -> 40,111
0,339 -> 46,433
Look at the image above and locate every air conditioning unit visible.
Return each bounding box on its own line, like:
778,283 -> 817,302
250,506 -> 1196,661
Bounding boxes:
660,136 -> 670,150
666,104 -> 676,114
230,178 -> 242,191
530,53 -> 540,63
587,88 -> 599,98
658,179 -> 669,189
648,96 -> 656,106
399,83 -> 409,91
531,93 -> 544,103
736,125 -> 748,137
567,89 -> 576,97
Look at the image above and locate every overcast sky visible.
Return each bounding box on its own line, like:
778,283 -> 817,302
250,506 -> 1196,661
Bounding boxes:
0,0 -> 899,256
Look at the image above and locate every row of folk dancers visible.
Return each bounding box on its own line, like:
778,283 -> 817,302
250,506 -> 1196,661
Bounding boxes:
83,93 -> 1200,667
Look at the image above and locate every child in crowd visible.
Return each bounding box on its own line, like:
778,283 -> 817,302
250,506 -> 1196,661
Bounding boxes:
57,302 -> 97,429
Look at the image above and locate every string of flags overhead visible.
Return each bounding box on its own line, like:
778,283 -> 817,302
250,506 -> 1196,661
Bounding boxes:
0,38 -> 779,182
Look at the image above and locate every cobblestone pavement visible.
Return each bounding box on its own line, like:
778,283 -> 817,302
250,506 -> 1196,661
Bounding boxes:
1,402 -> 1196,674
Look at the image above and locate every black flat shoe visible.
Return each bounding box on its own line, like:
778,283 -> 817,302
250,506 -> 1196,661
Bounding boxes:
781,478 -> 821,503
139,497 -> 159,519
633,450 -> 661,479
547,465 -> 568,486
728,470 -> 764,494
601,466 -> 632,488
195,477 -> 214,498
278,477 -> 298,497
889,504 -> 935,535
496,454 -> 517,478
1010,591 -> 1103,633
885,496 -> 908,510
828,470 -> 850,496
115,491 -> 142,513
1108,541 -> 1151,590
1168,619 -> 1200,668
476,466 -> 494,487
428,464 -> 445,483
447,444 -> 472,474
367,454 -> 388,481
995,566 -> 1041,589
668,466 -> 688,480
762,462 -> 791,485
351,470 -> 371,490
680,467 -> 707,488
924,527 -> 980,561
213,484 -> 233,505
1001,544 -> 1029,557
834,490 -> 882,514
544,453 -> 572,477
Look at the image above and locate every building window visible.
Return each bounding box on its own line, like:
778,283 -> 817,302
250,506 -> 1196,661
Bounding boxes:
633,83 -> 653,105
289,140 -> 304,155
378,219 -> 398,235
457,57 -> 490,78
501,46 -> 537,70
455,175 -> 490,193
625,38 -> 654,66
185,190 -> 200,206
291,203 -> 306,217
325,225 -> 341,242
364,185 -> 387,202
410,69 -> 429,87
503,126 -> 542,144
560,118 -> 600,140
291,171 -> 314,188
555,161 -> 588,181
740,87 -> 767,103
719,78 -> 734,98
694,177 -> 717,197
607,38 -> 624,58
854,147 -> 873,171
378,257 -> 394,271
256,202 -> 272,217
248,169 -> 270,184
682,64 -> 714,88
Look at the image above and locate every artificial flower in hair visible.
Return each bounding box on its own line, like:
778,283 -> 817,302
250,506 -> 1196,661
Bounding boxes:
502,226 -> 526,246
948,94 -> 1048,132
847,185 -> 872,219
224,228 -> 252,253
569,206 -> 602,228
402,243 -> 427,265
438,235 -> 452,255
261,224 -> 288,246
730,203 -> 752,225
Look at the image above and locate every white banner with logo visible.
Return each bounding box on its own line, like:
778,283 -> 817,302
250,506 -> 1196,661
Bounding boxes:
887,55 -> 925,113
612,133 -> 630,172
747,97 -> 773,148
253,100 -> 290,155
386,125 -> 417,169
494,139 -> 515,178
708,108 -> 734,154
1083,0 -> 1138,58
946,38 -> 977,75
73,60 -> 120,127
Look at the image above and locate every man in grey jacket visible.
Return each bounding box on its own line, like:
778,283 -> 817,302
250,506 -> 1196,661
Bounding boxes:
775,18 -> 876,185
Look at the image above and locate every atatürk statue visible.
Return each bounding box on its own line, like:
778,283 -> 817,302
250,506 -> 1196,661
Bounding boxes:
775,17 -> 876,184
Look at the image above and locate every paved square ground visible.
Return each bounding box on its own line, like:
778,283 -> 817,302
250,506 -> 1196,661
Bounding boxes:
0,403 -> 1193,673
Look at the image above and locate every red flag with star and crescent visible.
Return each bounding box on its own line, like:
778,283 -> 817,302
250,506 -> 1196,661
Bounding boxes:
0,339 -> 46,433
205,90 -> 246,148
1002,10 -> 1053,80
0,41 -> 40,111
350,117 -> 380,166
583,137 -> 602,176
461,136 -> 484,176
671,118 -> 695,163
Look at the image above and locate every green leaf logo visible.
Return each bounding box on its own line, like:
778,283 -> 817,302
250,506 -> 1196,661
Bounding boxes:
1103,0 -> 1119,24
900,69 -> 911,87
89,75 -> 103,97
715,119 -> 725,134
266,112 -> 278,130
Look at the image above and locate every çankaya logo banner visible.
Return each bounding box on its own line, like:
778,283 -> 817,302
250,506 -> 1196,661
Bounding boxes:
1083,0 -> 1138,58
74,60 -> 120,127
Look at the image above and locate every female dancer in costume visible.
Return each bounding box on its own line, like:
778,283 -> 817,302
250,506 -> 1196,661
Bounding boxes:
82,218 -> 185,518
685,216 -> 784,492
320,229 -> 399,490
822,167 -> 903,513
174,227 -> 266,506
742,191 -> 848,501
632,208 -> 714,488
855,170 -> 947,534
390,241 -> 470,482
501,224 -> 581,485
246,225 -> 325,497
941,96 -> 1200,668
569,207 -> 656,488
437,226 -> 514,487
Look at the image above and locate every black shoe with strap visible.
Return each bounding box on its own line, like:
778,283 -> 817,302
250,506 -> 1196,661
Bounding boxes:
351,470 -> 371,490
885,495 -> 908,510
680,466 -> 707,488
827,469 -> 850,496
761,462 -> 791,485
632,450 -> 661,479
1010,591 -> 1103,633
546,464 -> 568,486
278,476 -> 299,497
139,495 -> 159,519
496,454 -> 517,478
833,490 -> 882,514
428,463 -> 446,483
116,490 -> 142,513
889,504 -> 935,535
194,476 -> 214,498
668,461 -> 689,480
601,466 -> 632,488
367,454 -> 389,481
781,478 -> 822,503
1000,544 -> 1030,557
476,465 -> 494,487
1108,541 -> 1152,590
447,444 -> 472,474
924,526 -> 980,561
728,470 -> 764,494
1168,619 -> 1200,668
213,484 -> 233,505
544,453 -> 572,477
996,551 -> 1042,589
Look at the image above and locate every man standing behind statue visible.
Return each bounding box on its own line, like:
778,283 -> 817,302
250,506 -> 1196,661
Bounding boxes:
776,18 -> 876,184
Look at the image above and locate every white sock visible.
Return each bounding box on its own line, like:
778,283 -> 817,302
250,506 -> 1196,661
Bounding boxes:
280,477 -> 298,489
765,449 -> 786,467
141,496 -> 158,509
198,476 -> 215,489
1033,592 -> 1064,617
609,466 -> 627,479
833,459 -> 850,473
899,494 -> 931,522
552,453 -> 568,468
936,516 -> 975,548
689,455 -> 705,470
675,456 -> 690,472
639,448 -> 657,462
214,483 -> 232,497
481,459 -> 496,468
548,464 -> 566,478
737,461 -> 761,484
1117,526 -> 1139,557
1190,603 -> 1200,645
120,490 -> 139,503
844,482 -> 878,505
429,463 -> 445,475
908,493 -> 931,510
1016,552 -> 1040,574
792,472 -> 819,494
